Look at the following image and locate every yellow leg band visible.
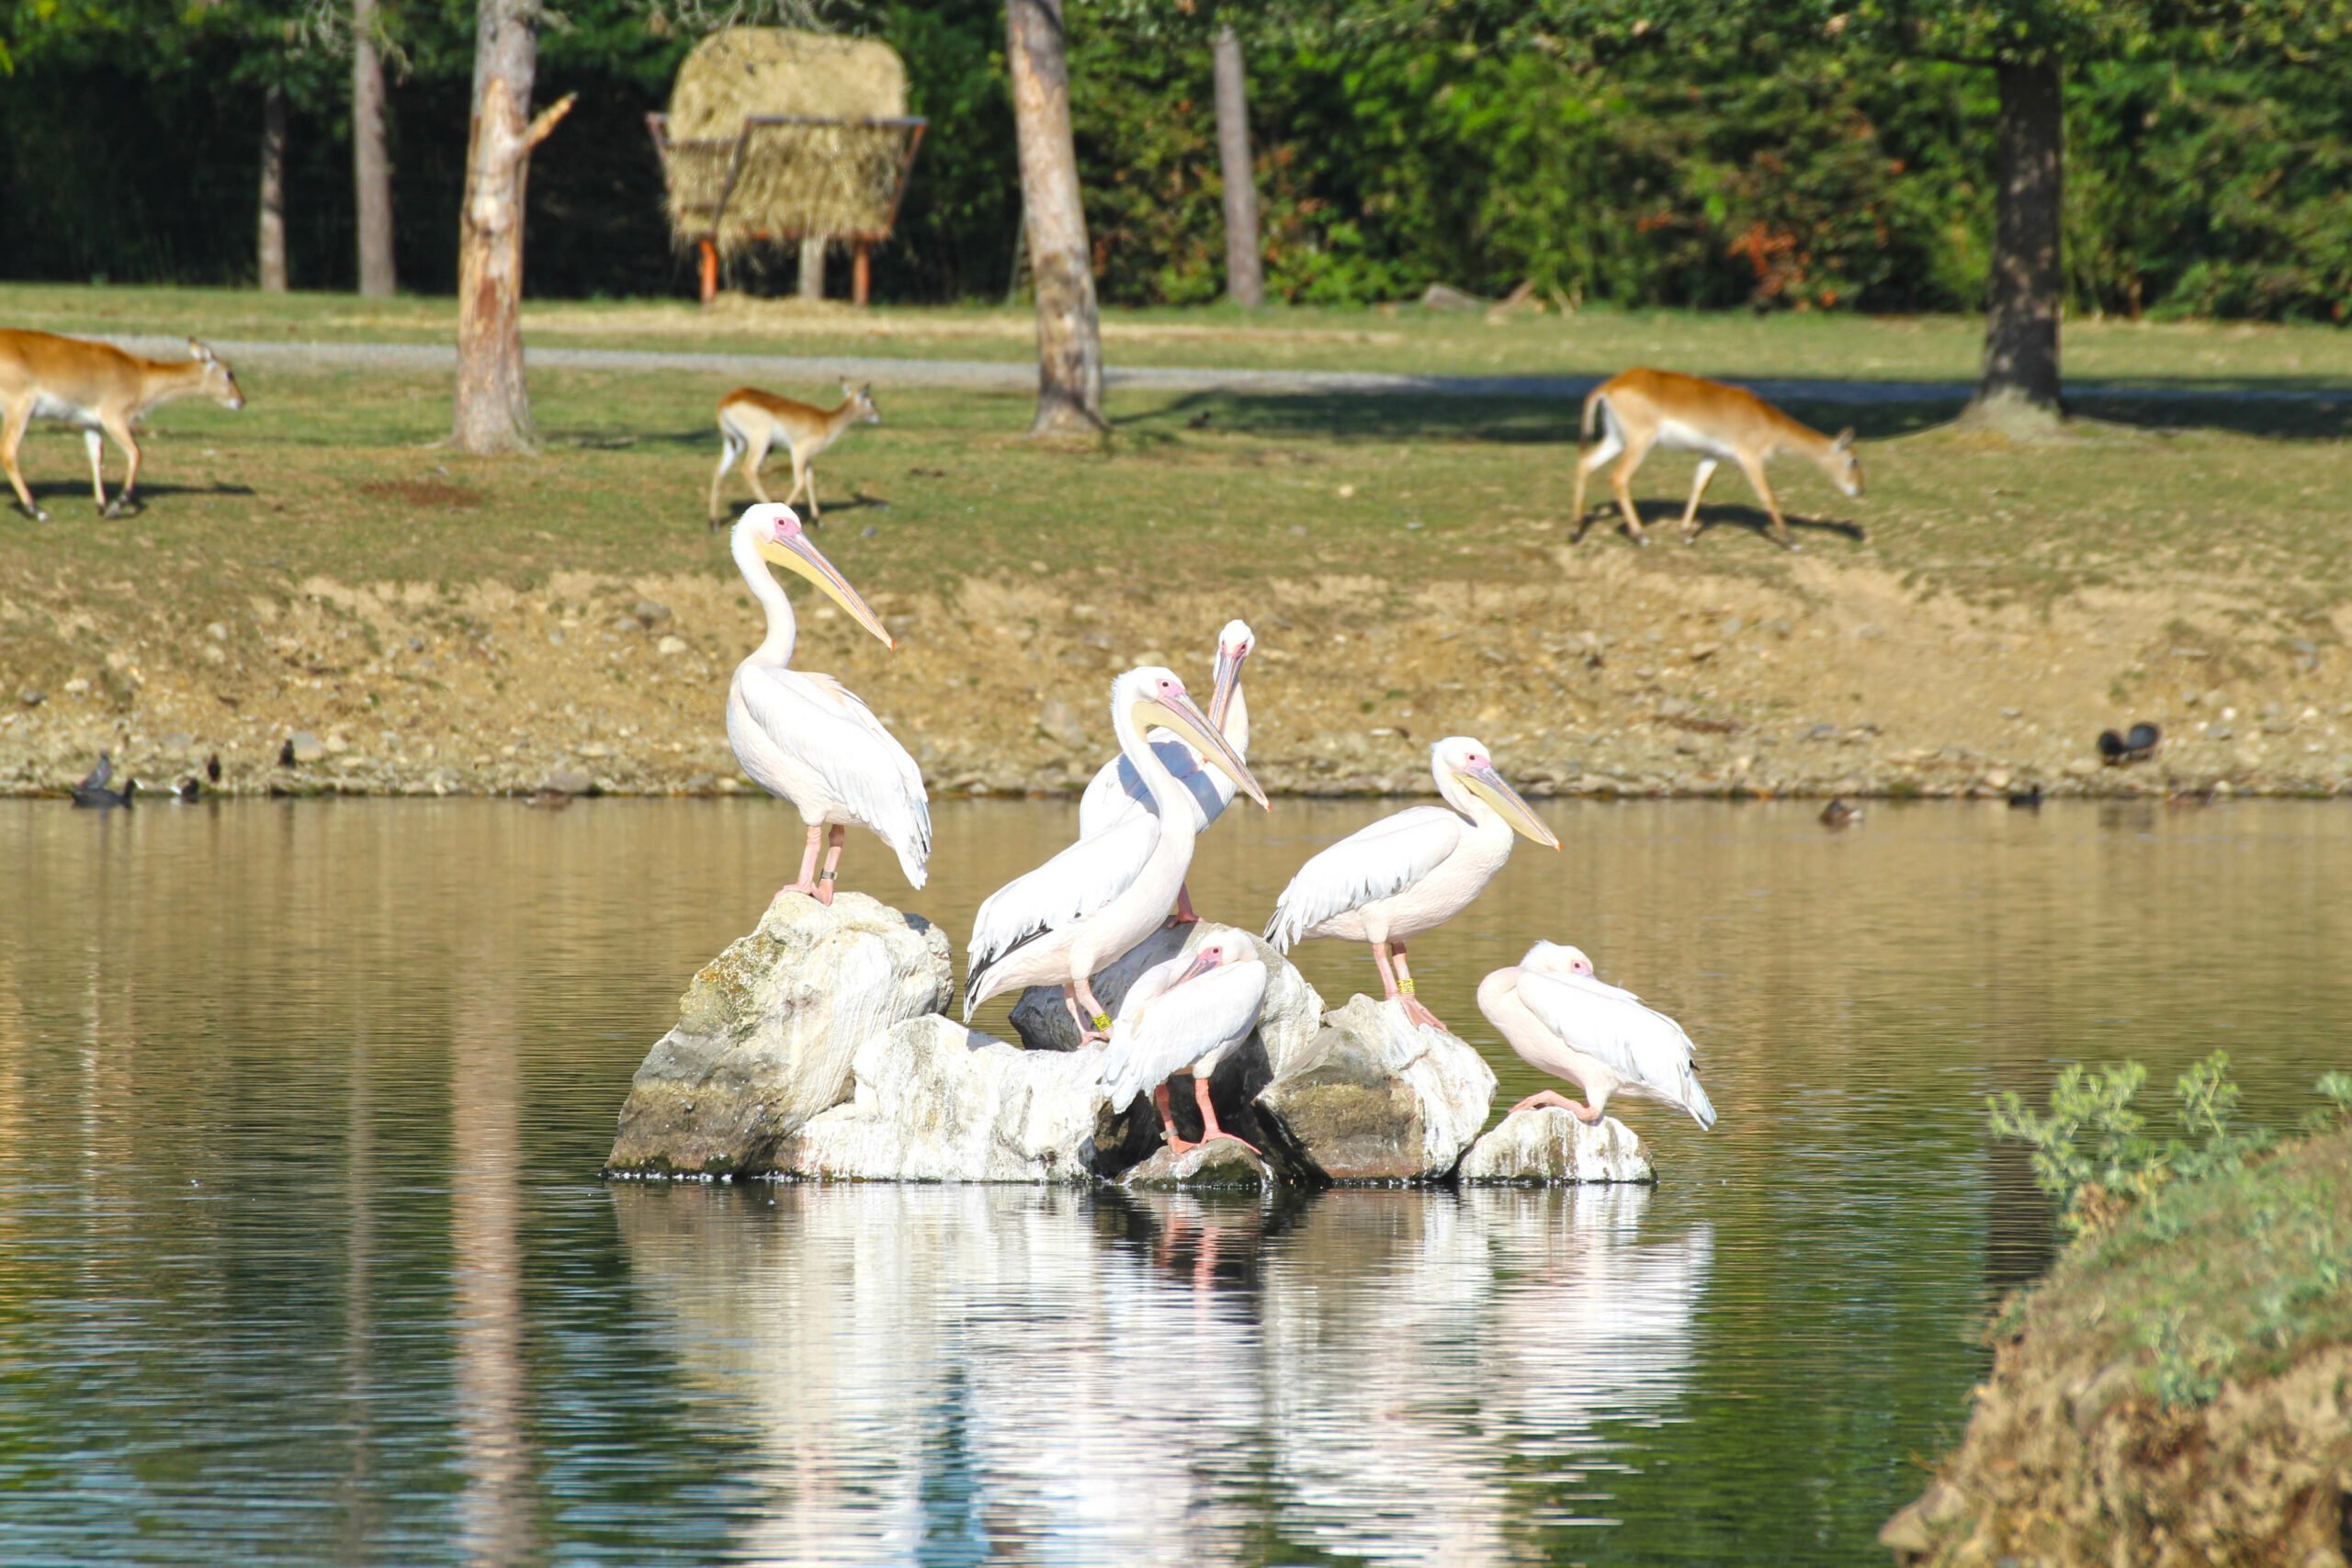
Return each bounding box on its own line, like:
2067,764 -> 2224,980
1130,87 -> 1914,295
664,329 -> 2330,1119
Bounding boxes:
1092,1013 -> 1112,1032
1397,976 -> 1417,995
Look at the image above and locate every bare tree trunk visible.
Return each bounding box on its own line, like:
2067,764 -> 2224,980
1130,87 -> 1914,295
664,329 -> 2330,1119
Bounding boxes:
451,0 -> 572,456
353,0 -> 397,299
1006,0 -> 1103,435
258,84 -> 288,293
1973,59 -> 2065,421
798,234 -> 826,300
1211,23 -> 1263,309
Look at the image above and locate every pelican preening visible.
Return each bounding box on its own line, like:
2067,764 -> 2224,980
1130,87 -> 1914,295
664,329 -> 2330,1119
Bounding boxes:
1477,942 -> 1717,1130
726,502 -> 931,904
965,666 -> 1267,1042
1265,737 -> 1558,1032
1101,932 -> 1268,1154
1076,619 -> 1255,924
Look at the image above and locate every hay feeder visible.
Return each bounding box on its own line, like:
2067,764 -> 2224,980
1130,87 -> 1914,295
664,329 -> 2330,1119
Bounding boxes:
649,28 -> 926,305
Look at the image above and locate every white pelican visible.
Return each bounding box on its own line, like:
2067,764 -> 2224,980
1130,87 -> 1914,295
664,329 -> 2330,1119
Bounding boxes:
1076,619 -> 1255,923
1264,736 -> 1557,1032
1476,942 -> 1717,1129
966,667 -> 1266,1041
725,502 -> 930,903
1101,932 -> 1268,1154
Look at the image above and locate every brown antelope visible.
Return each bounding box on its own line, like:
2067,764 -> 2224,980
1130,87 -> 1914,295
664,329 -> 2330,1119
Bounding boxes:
707,379 -> 879,527
0,332 -> 244,520
1571,367 -> 1860,550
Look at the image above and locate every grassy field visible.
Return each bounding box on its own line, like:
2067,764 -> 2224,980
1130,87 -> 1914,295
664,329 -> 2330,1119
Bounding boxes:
3,285 -> 2350,798
6,280 -> 2352,387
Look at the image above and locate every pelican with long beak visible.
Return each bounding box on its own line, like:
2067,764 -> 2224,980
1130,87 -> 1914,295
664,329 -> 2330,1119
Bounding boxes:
967,667 -> 1267,1041
1076,619 -> 1256,923
1101,932 -> 1269,1154
725,502 -> 930,904
1477,942 -> 1717,1129
1264,736 -> 1557,1032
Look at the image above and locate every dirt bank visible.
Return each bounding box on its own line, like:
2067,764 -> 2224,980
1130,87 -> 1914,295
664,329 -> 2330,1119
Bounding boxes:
4,544 -> 2349,800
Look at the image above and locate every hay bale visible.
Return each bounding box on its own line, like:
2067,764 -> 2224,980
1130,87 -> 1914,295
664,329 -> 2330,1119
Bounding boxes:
662,28 -> 914,254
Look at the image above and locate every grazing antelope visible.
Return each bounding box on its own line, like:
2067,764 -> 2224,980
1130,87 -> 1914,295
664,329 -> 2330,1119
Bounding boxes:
1571,367 -> 1860,551
1,332 -> 244,521
707,379 -> 879,527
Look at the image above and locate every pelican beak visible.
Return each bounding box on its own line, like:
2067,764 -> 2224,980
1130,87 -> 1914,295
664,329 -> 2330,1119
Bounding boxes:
1173,945 -> 1227,987
1208,642 -> 1248,728
1137,690 -> 1268,808
759,531 -> 894,649
1463,764 -> 1559,848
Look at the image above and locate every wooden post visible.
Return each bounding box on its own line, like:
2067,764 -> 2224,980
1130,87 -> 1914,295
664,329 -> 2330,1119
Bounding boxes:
853,242 -> 871,307
258,84 -> 288,293
354,0 -> 397,298
699,239 -> 718,305
1006,0 -> 1105,434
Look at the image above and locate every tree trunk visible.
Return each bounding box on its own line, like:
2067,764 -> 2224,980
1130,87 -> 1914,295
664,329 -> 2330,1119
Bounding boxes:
1006,0 -> 1104,435
353,0 -> 397,299
257,84 -> 288,293
798,234 -> 826,301
1211,23 -> 1263,309
450,0 -> 571,456
1973,58 -> 2065,420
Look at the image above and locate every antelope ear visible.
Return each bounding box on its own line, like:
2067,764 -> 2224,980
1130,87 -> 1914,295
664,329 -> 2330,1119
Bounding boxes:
1833,427 -> 1855,450
861,383 -> 873,398
188,338 -> 215,363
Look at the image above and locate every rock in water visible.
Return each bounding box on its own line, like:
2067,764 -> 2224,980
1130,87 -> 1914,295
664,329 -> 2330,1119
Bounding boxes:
1253,994 -> 1496,1183
606,892 -> 953,1177
1458,1106 -> 1656,1185
1119,1138 -> 1275,1190
784,1016 -> 1125,1182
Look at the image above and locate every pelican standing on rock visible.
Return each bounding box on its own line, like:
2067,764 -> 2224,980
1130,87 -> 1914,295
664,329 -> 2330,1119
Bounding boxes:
966,667 -> 1267,1041
725,502 -> 929,903
1076,619 -> 1255,924
1101,932 -> 1268,1153
1476,942 -> 1717,1129
1265,737 -> 1557,1032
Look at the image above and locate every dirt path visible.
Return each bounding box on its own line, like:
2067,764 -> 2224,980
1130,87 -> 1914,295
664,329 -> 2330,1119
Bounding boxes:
94,334 -> 2349,406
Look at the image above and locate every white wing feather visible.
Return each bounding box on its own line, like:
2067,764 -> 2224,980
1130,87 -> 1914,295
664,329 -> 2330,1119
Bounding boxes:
1102,956 -> 1268,1111
967,812 -> 1160,969
733,665 -> 931,886
1262,807 -> 1464,950
1516,969 -> 1716,1127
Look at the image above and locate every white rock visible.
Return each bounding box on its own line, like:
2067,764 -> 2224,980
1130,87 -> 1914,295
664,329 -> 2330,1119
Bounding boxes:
1254,994 -> 1495,1183
1459,1106 -> 1655,1185
785,1016 -> 1117,1183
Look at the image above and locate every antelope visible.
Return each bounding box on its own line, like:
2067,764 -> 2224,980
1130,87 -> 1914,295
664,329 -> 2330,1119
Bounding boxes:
1,332 -> 244,521
1571,367 -> 1860,550
707,379 -> 879,528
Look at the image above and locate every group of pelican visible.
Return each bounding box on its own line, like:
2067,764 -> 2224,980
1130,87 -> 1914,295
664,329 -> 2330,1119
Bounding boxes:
720,502 -> 1719,1157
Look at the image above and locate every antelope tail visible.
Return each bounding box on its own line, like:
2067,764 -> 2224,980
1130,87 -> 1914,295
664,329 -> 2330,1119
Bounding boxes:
1581,388 -> 1606,444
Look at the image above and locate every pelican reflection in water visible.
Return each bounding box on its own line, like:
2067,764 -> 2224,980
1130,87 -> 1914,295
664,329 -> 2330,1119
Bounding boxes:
610,1183 -> 1711,1564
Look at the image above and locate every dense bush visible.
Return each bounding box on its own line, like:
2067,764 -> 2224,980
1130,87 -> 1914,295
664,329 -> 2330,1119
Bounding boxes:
0,0 -> 2346,319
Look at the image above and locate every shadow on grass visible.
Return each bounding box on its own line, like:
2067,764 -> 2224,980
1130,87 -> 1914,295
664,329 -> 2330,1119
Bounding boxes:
1568,503 -> 1869,549
11,479 -> 257,516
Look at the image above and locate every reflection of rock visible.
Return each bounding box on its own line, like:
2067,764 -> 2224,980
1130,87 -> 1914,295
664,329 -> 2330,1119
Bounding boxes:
606,892 -> 952,1177
1253,995 -> 1495,1183
1119,1137 -> 1275,1190
1459,1105 -> 1655,1184
784,1016 -> 1135,1182
1010,921 -> 1321,1072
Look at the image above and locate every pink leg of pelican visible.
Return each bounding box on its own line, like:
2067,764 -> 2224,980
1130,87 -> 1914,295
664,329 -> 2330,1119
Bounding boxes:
1073,976 -> 1114,1044
814,825 -> 848,906
1388,942 -> 1447,1032
785,824 -> 825,899
1192,1073 -> 1258,1153
1511,1089 -> 1601,1122
1167,883 -> 1202,927
1153,1081 -> 1199,1155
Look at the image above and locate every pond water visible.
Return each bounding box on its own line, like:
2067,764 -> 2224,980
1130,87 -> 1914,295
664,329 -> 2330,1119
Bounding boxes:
2,796 -> 2346,1565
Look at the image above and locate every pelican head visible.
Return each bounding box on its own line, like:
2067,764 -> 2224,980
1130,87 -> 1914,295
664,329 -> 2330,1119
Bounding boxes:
734,503 -> 893,648
1173,931 -> 1261,987
1433,737 -> 1557,848
1521,941 -> 1594,977
1119,666 -> 1268,808
1210,619 -> 1256,727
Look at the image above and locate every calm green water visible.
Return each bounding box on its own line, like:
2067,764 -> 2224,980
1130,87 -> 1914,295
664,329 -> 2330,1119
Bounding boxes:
2,796 -> 2346,1565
